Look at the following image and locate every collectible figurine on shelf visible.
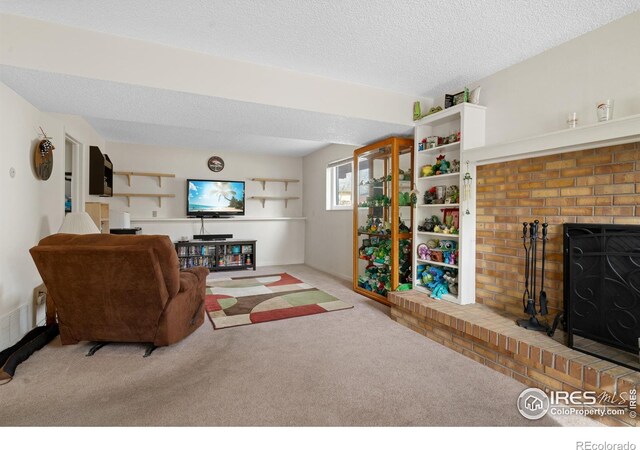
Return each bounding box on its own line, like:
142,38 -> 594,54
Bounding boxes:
423,186 -> 437,204
445,185 -> 460,204
410,186 -> 419,206
399,217 -> 410,233
427,239 -> 439,249
437,156 -> 450,174
450,159 -> 461,174
418,215 -> 440,232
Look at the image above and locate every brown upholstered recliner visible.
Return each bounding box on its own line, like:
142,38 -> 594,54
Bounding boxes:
29,234 -> 207,350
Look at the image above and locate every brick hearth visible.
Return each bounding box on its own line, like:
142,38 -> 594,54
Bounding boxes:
388,290 -> 639,427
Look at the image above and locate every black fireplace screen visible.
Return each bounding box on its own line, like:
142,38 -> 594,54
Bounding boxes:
564,224 -> 640,371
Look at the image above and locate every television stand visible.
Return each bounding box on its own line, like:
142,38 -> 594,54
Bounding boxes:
175,239 -> 256,272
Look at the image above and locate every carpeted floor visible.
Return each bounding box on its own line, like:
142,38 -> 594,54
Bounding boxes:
0,265 -> 598,426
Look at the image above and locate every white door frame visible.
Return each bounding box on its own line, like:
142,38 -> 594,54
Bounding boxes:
64,133 -> 85,212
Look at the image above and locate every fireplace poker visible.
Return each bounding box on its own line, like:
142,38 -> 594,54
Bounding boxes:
539,222 -> 549,316
522,222 -> 531,313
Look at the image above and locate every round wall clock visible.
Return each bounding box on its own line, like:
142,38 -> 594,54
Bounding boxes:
207,156 -> 224,172
34,138 -> 54,181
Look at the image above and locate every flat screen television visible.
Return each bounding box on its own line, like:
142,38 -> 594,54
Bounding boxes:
186,179 -> 245,218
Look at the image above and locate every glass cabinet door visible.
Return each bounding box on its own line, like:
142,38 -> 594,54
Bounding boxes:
353,138 -> 414,304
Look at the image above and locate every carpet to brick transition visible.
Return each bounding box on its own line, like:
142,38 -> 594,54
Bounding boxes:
205,273 -> 353,329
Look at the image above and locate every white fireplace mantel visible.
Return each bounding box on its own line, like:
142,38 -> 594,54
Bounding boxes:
465,113 -> 640,165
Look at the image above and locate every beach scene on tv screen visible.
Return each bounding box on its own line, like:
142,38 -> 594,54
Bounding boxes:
188,180 -> 245,212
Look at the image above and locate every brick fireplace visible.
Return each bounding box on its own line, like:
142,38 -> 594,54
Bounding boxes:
390,117 -> 640,426
475,142 -> 639,318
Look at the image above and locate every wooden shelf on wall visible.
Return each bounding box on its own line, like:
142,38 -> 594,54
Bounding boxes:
115,171 -> 176,187
113,193 -> 175,207
249,196 -> 299,208
250,178 -> 300,191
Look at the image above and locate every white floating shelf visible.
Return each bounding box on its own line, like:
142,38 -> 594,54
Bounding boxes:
250,196 -> 299,208
466,113 -> 640,165
115,171 -> 175,187
251,178 -> 300,191
113,193 -> 175,207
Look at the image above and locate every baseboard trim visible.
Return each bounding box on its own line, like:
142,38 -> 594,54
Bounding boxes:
304,263 -> 352,283
0,303 -> 39,351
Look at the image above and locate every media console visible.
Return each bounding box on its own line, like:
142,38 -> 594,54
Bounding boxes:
175,239 -> 256,272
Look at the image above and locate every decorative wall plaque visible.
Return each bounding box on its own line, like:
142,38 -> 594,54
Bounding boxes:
207,156 -> 224,172
34,137 -> 54,181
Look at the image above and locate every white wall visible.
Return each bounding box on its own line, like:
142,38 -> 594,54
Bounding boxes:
0,82 -> 105,348
452,12 -> 640,146
303,143 -> 356,281
104,142 -> 305,266
301,12 -> 640,283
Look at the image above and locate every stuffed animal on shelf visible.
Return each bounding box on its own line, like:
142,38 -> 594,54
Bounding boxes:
426,266 -> 448,299
417,244 -> 430,260
442,251 -> 458,265
421,165 -> 434,177
439,159 -> 450,174
434,155 -> 449,175
421,268 -> 434,286
443,271 -> 458,295
440,240 -> 457,252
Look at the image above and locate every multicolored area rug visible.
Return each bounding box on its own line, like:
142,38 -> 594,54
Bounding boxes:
205,273 -> 353,329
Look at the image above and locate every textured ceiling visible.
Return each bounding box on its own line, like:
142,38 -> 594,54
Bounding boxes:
2,0 -> 638,97
1,1 -> 639,155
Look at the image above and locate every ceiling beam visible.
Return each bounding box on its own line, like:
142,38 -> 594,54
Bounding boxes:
0,14 -> 429,126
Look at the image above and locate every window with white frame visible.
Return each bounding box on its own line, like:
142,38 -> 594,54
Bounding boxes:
326,158 -> 353,210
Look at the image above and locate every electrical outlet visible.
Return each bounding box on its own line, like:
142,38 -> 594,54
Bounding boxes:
152,210 -> 158,217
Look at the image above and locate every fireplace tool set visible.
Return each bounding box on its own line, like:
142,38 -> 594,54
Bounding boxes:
516,219 -> 550,332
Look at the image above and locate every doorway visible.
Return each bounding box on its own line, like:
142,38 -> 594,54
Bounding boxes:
64,134 -> 84,213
